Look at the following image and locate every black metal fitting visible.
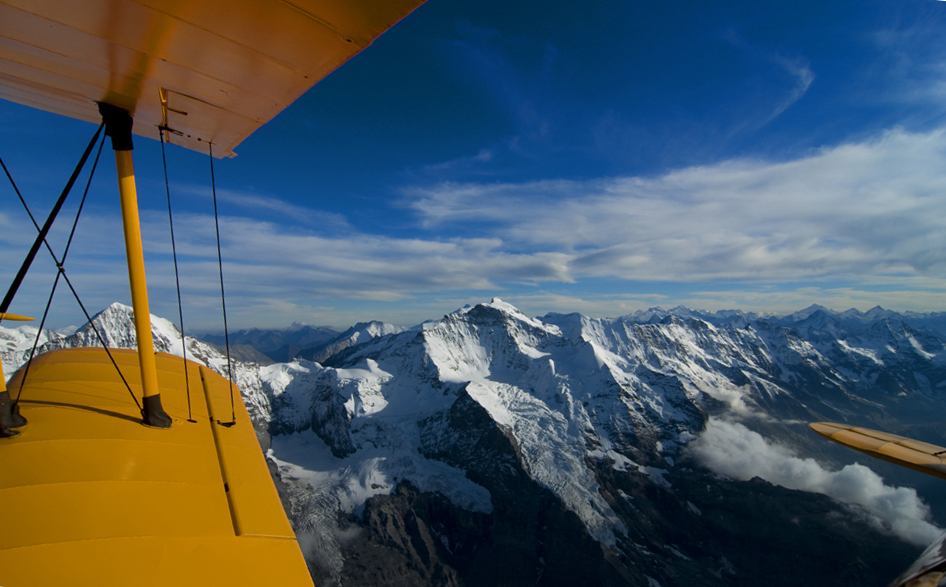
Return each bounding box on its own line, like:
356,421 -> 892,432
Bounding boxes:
98,102 -> 134,151
0,390 -> 27,438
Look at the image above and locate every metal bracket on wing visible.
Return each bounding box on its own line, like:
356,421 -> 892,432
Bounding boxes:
158,87 -> 186,143
0,313 -> 33,438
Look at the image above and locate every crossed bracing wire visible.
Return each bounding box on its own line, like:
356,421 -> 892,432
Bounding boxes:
0,124 -> 141,412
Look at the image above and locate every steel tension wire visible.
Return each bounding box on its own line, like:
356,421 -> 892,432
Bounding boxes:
14,271 -> 63,405
13,134 -> 108,404
62,134 -> 106,261
0,158 -> 41,233
54,271 -> 142,411
160,130 -> 194,421
0,153 -> 65,334
209,143 -> 236,426
4,130 -> 141,411
54,135 -> 142,411
0,123 -> 104,314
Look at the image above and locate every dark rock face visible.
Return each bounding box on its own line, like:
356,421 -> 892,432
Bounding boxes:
339,484 -> 467,587
416,387 -> 634,586
333,481 -> 636,587
593,463 -> 917,587
296,321 -> 402,365
311,393 -> 918,587
310,379 -> 357,458
419,387 -> 524,493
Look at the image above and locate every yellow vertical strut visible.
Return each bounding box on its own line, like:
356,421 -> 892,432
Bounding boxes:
114,151 -> 160,403
100,102 -> 171,428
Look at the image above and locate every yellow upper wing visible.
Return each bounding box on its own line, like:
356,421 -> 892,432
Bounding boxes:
0,0 -> 426,156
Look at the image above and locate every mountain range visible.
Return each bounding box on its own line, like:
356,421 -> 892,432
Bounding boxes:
199,321 -> 403,365
4,299 -> 946,586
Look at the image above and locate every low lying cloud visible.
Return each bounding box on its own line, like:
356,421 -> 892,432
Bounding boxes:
689,418 -> 942,547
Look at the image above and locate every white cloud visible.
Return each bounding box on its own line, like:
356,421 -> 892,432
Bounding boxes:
405,128 -> 946,283
689,418 -> 943,547
172,185 -> 351,230
760,56 -> 814,126
422,148 -> 494,174
7,128 -> 946,329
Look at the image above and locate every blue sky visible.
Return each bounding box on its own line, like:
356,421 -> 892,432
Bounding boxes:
2,0 -> 946,330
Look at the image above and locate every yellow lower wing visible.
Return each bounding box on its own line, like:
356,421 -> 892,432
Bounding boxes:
810,422 -> 946,480
0,347 -> 312,586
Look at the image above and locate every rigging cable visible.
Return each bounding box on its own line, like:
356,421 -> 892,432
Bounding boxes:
14,133 -> 108,403
208,143 -> 236,425
0,123 -> 103,314
2,132 -> 142,412
159,129 -> 194,421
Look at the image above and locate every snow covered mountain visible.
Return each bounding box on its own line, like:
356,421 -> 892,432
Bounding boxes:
295,320 -> 404,364
4,300 -> 945,586
252,299 -> 946,586
1,321 -> 66,385
201,323 -> 340,363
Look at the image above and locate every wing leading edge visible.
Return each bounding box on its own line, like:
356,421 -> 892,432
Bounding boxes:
809,422 -> 946,480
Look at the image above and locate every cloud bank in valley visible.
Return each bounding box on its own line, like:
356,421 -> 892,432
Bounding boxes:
688,418 -> 942,547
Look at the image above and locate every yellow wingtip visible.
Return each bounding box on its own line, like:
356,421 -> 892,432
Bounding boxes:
809,421 -> 847,439
0,313 -> 35,322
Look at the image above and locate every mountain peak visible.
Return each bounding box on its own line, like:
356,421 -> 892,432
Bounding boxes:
864,305 -> 889,318
486,297 -> 522,314
79,302 -> 135,332
101,301 -> 133,315
461,299 -> 557,334
457,298 -> 523,318
4,300 -> 943,586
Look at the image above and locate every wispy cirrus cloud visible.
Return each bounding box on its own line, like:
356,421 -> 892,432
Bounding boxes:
719,28 -> 816,131
868,17 -> 946,110
765,56 -> 815,123
172,185 -> 351,231
404,127 -> 946,284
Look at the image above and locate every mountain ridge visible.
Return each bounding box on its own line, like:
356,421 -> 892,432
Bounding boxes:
3,299 -> 944,586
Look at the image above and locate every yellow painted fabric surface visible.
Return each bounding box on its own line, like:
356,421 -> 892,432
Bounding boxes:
0,347 -> 312,586
0,0 -> 426,156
